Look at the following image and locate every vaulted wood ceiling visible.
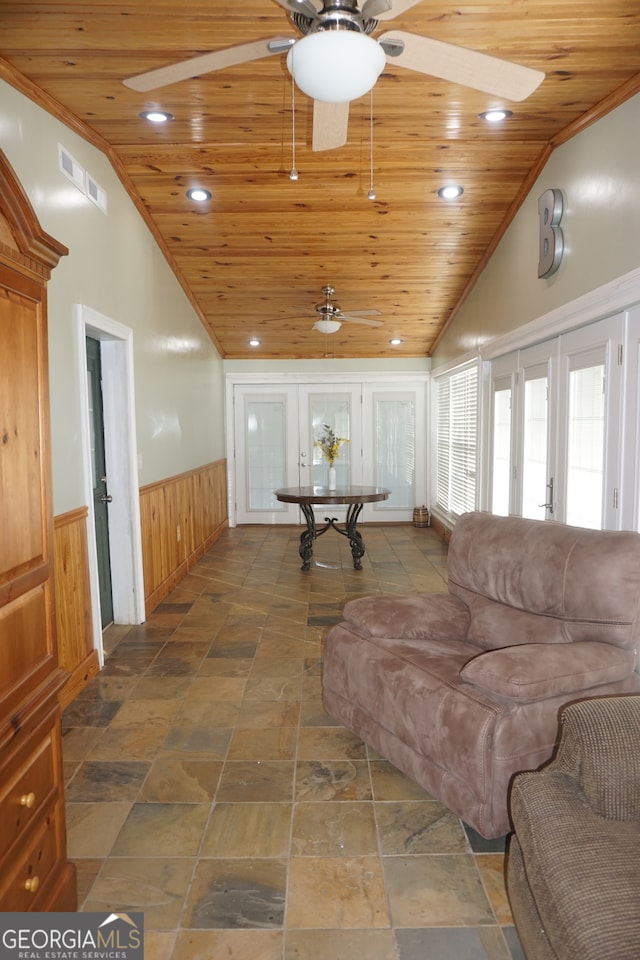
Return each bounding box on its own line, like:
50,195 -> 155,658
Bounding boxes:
2,1 -> 640,359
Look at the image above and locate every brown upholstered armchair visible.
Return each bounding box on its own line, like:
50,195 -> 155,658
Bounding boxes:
323,512 -> 640,838
507,695 -> 640,960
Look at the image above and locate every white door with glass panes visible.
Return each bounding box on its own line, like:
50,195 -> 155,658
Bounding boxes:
490,371 -> 515,517
232,379 -> 426,525
298,384 -> 363,523
518,340 -> 557,521
298,384 -> 362,487
233,385 -> 301,524
233,383 -> 362,524
361,384 -> 427,522
556,317 -> 623,530
487,314 -> 624,529
489,342 -> 556,519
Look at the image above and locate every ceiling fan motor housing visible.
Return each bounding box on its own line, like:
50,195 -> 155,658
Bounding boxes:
291,1 -> 380,36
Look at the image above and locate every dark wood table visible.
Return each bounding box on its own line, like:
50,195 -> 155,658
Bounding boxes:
274,485 -> 391,570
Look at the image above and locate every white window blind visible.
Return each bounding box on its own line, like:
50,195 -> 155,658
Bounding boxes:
435,363 -> 478,517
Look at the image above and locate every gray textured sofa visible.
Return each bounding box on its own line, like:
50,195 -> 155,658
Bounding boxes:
507,695 -> 640,960
322,512 -> 640,837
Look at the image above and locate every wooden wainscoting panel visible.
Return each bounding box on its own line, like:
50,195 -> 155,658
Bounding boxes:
139,485 -> 165,606
140,459 -> 227,616
53,508 -> 99,709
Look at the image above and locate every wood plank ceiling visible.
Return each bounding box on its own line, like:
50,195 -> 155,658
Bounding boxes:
1,1 -> 639,359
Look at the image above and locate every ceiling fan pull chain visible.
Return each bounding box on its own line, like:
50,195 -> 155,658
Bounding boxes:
368,87 -> 376,200
290,45 -> 299,181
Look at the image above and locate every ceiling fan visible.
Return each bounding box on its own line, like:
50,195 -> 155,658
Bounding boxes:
309,285 -> 383,333
123,0 -> 545,152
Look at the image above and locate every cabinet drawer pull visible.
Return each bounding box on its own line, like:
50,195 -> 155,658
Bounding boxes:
24,876 -> 40,893
20,792 -> 36,809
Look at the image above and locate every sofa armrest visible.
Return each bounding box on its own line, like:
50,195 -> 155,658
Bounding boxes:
342,593 -> 470,641
459,641 -> 635,702
552,695 -> 640,820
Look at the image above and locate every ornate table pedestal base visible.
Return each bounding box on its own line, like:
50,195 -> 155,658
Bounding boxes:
298,501 -> 365,570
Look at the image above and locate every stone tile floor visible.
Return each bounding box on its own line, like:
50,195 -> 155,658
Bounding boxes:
62,523 -> 525,960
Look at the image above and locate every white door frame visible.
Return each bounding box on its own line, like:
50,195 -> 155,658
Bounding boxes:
76,305 -> 145,662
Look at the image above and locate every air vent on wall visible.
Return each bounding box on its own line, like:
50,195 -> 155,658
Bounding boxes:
58,143 -> 85,190
58,143 -> 108,214
85,173 -> 107,214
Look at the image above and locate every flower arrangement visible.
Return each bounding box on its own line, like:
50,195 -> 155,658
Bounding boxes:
315,423 -> 350,466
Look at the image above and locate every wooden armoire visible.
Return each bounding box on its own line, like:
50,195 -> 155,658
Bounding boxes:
0,150 -> 76,909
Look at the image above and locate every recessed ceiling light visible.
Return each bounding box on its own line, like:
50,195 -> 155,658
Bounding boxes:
186,188 -> 212,202
479,109 -> 513,123
389,337 -> 403,346
249,338 -> 261,347
140,110 -> 174,123
438,184 -> 464,200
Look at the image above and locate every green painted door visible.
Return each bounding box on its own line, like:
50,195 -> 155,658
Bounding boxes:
86,336 -> 114,627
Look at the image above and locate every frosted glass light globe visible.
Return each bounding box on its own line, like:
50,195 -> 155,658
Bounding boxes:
287,31 -> 385,104
314,318 -> 342,334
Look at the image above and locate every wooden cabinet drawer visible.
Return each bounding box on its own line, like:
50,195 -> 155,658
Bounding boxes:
0,807 -> 60,911
0,720 -> 56,863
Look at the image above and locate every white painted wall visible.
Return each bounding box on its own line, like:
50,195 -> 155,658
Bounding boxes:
0,81 -> 225,514
433,91 -> 640,368
224,357 -> 431,375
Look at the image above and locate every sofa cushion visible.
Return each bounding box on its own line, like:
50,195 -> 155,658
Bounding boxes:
460,641 -> 635,702
342,593 -> 471,641
453,593 -> 571,649
448,512 -> 640,657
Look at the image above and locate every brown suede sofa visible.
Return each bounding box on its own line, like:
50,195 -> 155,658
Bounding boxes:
322,512 -> 640,838
507,695 -> 640,960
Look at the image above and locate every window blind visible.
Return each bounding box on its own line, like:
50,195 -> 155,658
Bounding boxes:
435,363 -> 478,517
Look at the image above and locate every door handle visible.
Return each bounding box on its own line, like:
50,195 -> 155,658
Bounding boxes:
538,478 -> 554,514
99,475 -> 112,503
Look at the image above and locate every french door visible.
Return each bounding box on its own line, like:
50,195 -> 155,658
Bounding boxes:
233,383 -> 362,524
488,314 -> 625,529
231,379 -> 427,525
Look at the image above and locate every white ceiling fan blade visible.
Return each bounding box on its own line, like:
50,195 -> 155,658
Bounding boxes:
374,0 -> 426,22
312,100 -> 350,152
338,309 -> 382,317
272,0 -> 322,16
380,30 -> 545,101
123,37 -> 289,92
340,315 -> 384,327
360,0 -> 393,19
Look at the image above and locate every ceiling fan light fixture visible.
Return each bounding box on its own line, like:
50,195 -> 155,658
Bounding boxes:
314,318 -> 342,334
287,31 -> 385,104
